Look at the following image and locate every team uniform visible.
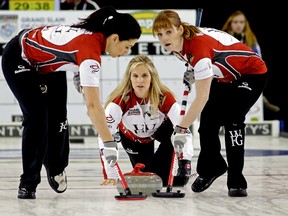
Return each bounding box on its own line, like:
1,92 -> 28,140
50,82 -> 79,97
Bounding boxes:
232,33 -> 262,57
20,26 -> 104,85
178,27 -> 268,189
98,91 -> 194,185
1,26 -> 105,192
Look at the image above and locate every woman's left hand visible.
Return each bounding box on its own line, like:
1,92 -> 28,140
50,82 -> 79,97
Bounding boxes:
101,179 -> 117,186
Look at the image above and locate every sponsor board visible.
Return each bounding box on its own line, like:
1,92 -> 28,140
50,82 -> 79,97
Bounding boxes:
0,123 -> 97,137
0,121 -> 280,138
0,10 -> 196,44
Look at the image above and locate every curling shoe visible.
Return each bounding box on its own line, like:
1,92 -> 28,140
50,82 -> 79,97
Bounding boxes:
191,168 -> 227,193
228,188 -> 248,197
47,170 -> 67,193
18,187 -> 36,199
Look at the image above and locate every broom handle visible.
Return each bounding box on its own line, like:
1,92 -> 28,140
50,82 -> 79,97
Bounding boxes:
115,162 -> 132,195
166,85 -> 189,192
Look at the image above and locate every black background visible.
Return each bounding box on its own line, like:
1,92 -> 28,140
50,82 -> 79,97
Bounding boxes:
95,0 -> 285,115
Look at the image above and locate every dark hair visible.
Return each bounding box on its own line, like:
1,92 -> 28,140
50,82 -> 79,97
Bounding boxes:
72,6 -> 141,41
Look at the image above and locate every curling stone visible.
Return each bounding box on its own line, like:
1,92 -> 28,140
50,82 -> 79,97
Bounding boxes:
117,163 -> 162,196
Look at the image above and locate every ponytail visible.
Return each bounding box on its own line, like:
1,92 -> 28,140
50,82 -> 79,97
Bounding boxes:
72,6 -> 141,41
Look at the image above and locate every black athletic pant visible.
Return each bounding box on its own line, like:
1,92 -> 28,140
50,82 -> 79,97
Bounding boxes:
1,32 -> 69,191
119,119 -> 174,186
197,75 -> 267,189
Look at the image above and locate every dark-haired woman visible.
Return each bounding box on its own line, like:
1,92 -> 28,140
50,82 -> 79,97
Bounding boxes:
1,6 -> 141,199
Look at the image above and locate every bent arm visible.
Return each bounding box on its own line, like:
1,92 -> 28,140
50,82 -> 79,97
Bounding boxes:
179,76 -> 213,128
82,86 -> 114,142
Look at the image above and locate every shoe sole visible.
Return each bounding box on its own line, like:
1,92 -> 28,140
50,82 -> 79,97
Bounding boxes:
18,195 -> 36,199
45,165 -> 67,193
47,175 -> 67,193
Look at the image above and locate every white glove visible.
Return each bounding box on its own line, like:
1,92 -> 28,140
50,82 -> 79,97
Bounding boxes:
171,125 -> 191,159
183,69 -> 195,92
73,73 -> 82,93
101,141 -> 118,167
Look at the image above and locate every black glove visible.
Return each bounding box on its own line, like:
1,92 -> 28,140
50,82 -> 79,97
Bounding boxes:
113,131 -> 121,142
183,69 -> 195,92
177,159 -> 191,177
173,159 -> 191,187
73,73 -> 82,93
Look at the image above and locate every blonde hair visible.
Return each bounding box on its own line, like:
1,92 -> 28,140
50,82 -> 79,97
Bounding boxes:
152,9 -> 201,40
222,10 -> 258,49
104,55 -> 174,115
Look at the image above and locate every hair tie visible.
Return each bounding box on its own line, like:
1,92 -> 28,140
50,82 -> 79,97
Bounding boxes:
103,16 -> 114,26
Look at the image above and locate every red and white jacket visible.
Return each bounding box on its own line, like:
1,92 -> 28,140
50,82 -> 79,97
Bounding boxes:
98,91 -> 194,179
99,91 -> 182,142
179,27 -> 267,83
20,25 -> 105,87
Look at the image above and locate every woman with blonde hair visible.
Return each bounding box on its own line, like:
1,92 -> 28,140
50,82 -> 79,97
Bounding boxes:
98,55 -> 194,187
